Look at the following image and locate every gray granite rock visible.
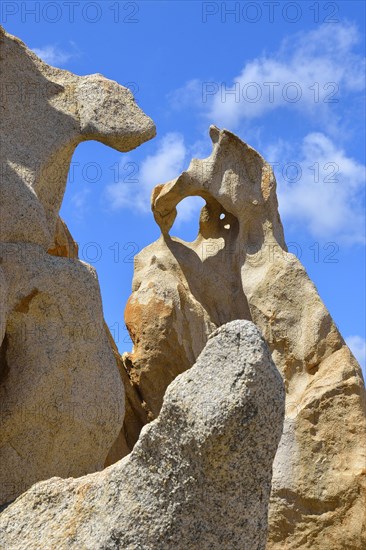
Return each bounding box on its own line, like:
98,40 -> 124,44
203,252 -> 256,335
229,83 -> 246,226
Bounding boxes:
0,25 -> 155,505
0,25 -> 155,247
0,320 -> 285,550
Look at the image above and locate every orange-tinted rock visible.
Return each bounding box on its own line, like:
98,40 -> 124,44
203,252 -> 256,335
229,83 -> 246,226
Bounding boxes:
47,217 -> 79,259
124,126 -> 366,548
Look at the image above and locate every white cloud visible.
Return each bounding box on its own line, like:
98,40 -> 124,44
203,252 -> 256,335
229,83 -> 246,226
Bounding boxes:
138,133 -> 187,202
346,335 -> 366,381
107,133 -> 186,212
70,188 -> 91,222
32,44 -> 76,67
266,132 -> 365,244
171,22 -> 365,130
168,79 -> 202,110
106,130 -> 365,242
106,133 -> 208,227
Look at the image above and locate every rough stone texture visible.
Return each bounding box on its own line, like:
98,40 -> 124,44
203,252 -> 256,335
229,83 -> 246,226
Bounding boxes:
123,126 -> 366,548
0,26 -> 155,248
104,323 -> 150,467
124,163 -> 252,417
0,267 -> 7,354
0,242 -> 125,505
47,217 -> 79,259
0,321 -> 285,550
0,26 -> 155,505
47,219 -> 148,466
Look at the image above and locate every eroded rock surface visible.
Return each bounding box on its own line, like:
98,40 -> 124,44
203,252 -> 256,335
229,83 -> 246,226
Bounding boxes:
49,219 -> 148,466
0,321 -> 285,550
123,126 -> 366,548
0,26 -> 155,505
0,26 -> 155,248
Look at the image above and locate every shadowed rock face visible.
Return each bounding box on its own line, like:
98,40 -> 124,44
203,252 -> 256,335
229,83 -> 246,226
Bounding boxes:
0,26 -> 155,505
121,126 -> 366,548
0,321 -> 285,550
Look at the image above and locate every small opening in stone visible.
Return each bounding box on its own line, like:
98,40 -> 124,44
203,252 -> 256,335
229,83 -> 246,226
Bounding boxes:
170,196 -> 206,242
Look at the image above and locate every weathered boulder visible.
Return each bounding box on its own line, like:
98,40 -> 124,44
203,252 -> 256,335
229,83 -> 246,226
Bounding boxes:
0,321 -> 285,550
124,168 -> 252,417
47,218 -> 149,466
122,126 -> 366,548
0,26 -> 155,505
39,213 -> 147,467
0,242 -> 124,505
0,26 -> 155,248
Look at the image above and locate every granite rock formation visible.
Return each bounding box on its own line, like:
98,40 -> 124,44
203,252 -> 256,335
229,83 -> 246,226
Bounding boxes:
46,218 -> 149,466
123,126 -> 366,548
1,22 -> 365,549
0,321 -> 285,550
0,26 -> 155,505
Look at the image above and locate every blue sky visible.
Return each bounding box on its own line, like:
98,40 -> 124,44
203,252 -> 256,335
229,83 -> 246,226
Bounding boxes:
3,1 -> 365,377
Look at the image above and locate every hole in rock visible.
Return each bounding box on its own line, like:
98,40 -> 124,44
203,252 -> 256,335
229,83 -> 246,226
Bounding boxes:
170,196 -> 206,242
60,141 -> 161,353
